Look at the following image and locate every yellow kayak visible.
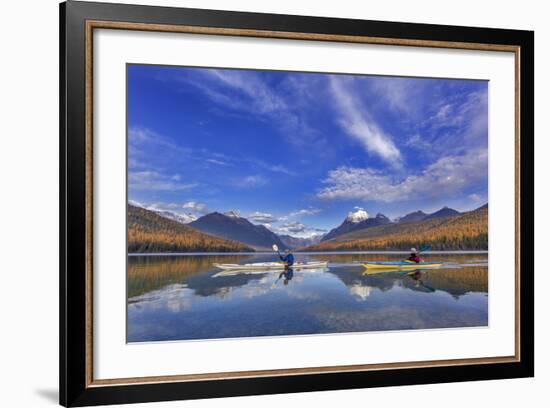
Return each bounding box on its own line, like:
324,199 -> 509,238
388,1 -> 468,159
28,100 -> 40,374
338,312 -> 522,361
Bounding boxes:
363,261 -> 443,271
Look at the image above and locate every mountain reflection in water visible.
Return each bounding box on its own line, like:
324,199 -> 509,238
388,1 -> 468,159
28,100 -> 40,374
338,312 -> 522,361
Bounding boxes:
127,253 -> 488,342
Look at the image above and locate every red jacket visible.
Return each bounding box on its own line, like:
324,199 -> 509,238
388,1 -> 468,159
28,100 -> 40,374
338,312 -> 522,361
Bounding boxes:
407,255 -> 421,263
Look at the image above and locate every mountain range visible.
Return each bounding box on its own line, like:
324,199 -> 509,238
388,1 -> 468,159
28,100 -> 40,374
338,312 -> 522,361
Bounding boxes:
127,205 -> 252,253
189,211 -> 288,251
322,212 -> 391,241
395,210 -> 428,224
129,202 -> 488,252
305,204 -> 487,251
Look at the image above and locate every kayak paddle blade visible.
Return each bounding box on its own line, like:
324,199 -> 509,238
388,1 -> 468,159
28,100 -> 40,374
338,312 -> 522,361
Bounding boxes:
272,244 -> 279,252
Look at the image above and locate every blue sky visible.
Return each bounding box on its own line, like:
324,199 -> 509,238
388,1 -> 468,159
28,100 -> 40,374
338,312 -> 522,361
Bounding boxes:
127,64 -> 488,238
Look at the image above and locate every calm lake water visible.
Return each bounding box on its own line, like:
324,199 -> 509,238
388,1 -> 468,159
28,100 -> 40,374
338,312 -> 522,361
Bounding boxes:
127,252 -> 488,342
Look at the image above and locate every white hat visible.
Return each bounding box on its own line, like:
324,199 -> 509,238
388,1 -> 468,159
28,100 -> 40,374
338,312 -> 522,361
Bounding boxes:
410,248 -> 417,253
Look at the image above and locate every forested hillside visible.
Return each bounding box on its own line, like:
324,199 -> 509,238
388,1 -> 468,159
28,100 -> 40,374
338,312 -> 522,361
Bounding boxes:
305,206 -> 488,251
128,205 -> 253,253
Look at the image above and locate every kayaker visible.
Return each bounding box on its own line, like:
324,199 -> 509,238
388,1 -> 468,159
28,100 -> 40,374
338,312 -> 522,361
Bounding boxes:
406,248 -> 422,263
280,249 -> 295,267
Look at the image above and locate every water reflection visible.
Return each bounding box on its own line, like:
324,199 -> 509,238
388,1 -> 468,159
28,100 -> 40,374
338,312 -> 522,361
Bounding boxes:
128,253 -> 488,342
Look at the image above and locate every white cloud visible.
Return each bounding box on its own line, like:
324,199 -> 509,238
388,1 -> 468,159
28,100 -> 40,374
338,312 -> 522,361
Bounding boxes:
204,69 -> 288,115
251,159 -> 295,176
468,193 -> 485,203
206,158 -> 231,166
406,133 -> 432,150
248,212 -> 277,223
317,149 -> 488,202
369,76 -> 416,115
434,103 -> 453,122
175,68 -> 325,150
175,69 -> 288,121
182,201 -> 208,214
423,89 -> 488,149
128,127 -> 191,156
329,76 -> 402,164
288,208 -> 321,217
238,175 -> 268,188
128,170 -> 197,192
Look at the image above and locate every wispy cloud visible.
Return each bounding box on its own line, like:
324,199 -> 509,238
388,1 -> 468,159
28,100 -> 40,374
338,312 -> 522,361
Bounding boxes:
405,133 -> 432,150
250,159 -> 295,176
149,202 -> 180,210
129,127 -> 191,156
369,76 -> 418,116
202,69 -> 288,114
173,68 -> 325,150
277,207 -> 322,222
317,149 -> 488,202
182,201 -> 209,214
206,158 -> 231,166
128,170 -> 198,192
174,69 -> 287,120
418,87 -> 489,157
237,175 -> 268,188
329,76 -> 402,164
129,126 -> 239,171
248,212 -> 278,223
288,208 -> 321,217
271,221 -> 327,239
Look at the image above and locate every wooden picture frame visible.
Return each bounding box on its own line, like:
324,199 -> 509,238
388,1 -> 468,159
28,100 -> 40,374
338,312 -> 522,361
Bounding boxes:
60,1 -> 534,406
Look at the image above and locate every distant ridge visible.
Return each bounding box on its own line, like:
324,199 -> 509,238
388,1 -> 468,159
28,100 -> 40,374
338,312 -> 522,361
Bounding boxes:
190,212 -> 288,250
424,206 -> 460,220
397,210 -> 428,224
278,234 -> 323,249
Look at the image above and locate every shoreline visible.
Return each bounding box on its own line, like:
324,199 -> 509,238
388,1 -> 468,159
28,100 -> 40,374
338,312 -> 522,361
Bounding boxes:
128,250 -> 489,256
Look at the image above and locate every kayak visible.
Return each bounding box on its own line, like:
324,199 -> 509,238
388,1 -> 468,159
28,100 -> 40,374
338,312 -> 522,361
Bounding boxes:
213,267 -> 324,277
363,261 -> 443,271
212,261 -> 328,271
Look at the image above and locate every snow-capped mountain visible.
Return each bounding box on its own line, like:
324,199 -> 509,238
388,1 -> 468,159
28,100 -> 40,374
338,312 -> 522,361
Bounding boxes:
345,207 -> 369,223
322,210 -> 391,241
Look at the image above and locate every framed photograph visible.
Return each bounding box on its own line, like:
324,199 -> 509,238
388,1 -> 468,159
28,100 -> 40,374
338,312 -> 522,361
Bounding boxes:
60,1 -> 534,406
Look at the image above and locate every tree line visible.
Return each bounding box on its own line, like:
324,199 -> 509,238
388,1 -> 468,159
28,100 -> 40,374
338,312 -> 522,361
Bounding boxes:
128,205 -> 252,253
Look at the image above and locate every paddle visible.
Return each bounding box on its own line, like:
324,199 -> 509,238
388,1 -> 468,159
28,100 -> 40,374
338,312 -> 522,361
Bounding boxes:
271,273 -> 283,288
419,244 -> 431,254
270,244 -> 284,288
272,244 -> 282,258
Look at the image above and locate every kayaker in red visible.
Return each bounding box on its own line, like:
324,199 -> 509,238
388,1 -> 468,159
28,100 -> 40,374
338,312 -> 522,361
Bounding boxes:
406,248 -> 422,263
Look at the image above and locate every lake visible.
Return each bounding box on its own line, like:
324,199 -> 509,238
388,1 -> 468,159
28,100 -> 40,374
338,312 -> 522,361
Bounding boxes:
127,252 -> 488,342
